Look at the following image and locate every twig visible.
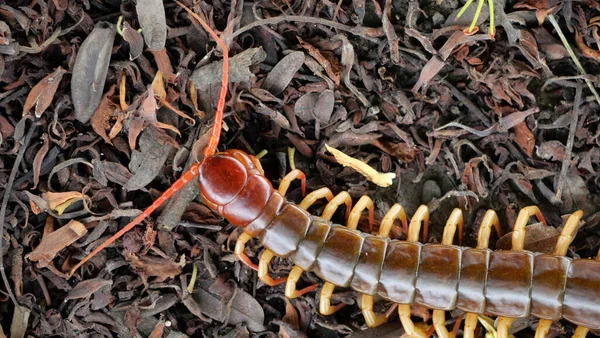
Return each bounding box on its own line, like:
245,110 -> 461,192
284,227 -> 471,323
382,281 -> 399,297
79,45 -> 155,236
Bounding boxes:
556,83 -> 582,201
225,15 -> 384,44
0,121 -> 35,307
547,14 -> 600,106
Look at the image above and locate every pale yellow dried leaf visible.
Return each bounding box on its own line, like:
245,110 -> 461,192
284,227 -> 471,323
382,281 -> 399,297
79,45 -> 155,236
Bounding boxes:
325,144 -> 396,187
42,191 -> 86,215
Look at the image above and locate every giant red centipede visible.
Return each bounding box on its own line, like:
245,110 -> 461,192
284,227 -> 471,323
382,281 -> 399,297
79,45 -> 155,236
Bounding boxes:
66,2 -> 600,338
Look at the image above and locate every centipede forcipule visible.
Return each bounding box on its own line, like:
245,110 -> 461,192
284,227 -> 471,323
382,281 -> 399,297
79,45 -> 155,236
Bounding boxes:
65,2 -> 600,338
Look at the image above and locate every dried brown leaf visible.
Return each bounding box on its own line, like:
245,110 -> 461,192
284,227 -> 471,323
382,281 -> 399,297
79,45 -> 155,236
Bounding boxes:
90,85 -> 117,145
297,37 -> 340,85
513,122 -> 535,157
263,51 -> 305,95
23,67 -> 66,118
127,254 -> 184,279
32,133 -> 49,189
65,278 -> 113,301
122,22 -> 144,60
28,220 -> 88,267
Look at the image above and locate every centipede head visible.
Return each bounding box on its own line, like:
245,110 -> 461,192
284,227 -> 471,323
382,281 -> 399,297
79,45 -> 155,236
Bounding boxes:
198,149 -> 272,226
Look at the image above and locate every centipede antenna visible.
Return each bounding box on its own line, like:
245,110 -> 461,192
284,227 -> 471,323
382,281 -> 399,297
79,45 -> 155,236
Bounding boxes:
69,2 -> 229,277
175,1 -> 229,158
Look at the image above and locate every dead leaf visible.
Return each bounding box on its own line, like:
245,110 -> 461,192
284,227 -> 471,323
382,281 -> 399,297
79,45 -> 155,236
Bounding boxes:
136,0 -> 167,51
193,279 -> 265,332
122,22 -> 144,60
127,254 -> 185,279
297,37 -> 340,85
496,223 -> 559,252
263,51 -> 305,95
90,85 -> 117,145
72,21 -> 116,123
65,278 -> 113,301
23,67 -> 66,118
28,220 -> 88,267
42,191 -> 87,215
10,305 -> 30,338
191,47 -> 267,86
32,133 -> 50,189
513,122 -> 535,157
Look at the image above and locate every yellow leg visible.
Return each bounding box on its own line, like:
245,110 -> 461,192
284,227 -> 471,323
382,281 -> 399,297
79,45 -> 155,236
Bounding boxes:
496,317 -> 514,338
465,209 -> 501,338
512,205 -> 547,251
572,326 -> 590,338
319,281 -> 346,315
235,232 -> 258,270
278,169 -> 306,197
258,249 -> 287,286
408,205 -> 429,242
476,209 -> 501,249
321,191 -> 352,222
399,304 -> 427,338
464,313 -> 478,338
554,210 -> 583,256
347,195 -> 374,232
361,294 -> 388,327
432,209 -> 464,338
379,203 -> 407,237
299,187 -> 334,210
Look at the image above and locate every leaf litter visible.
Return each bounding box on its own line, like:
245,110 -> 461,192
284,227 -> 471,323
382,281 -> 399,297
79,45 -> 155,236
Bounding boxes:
1,1 -> 600,338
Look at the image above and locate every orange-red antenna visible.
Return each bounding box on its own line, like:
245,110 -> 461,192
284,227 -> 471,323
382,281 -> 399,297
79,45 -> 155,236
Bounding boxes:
69,2 -> 229,277
175,0 -> 228,158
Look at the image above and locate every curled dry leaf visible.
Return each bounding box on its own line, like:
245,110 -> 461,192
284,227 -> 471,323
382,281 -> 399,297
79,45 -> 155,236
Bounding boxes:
191,47 -> 267,86
262,51 -> 305,95
23,67 -> 66,118
65,278 -> 113,301
42,191 -> 87,215
122,22 -> 144,60
513,122 -> 535,157
128,86 -> 181,151
90,85 -> 117,145
127,253 -> 185,279
72,21 -> 116,123
325,144 -> 396,187
297,37 -> 340,86
136,0 -> 167,51
28,220 -> 88,267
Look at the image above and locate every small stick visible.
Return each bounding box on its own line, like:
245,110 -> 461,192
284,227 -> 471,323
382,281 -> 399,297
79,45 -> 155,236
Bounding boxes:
0,123 -> 35,307
68,1 -> 230,277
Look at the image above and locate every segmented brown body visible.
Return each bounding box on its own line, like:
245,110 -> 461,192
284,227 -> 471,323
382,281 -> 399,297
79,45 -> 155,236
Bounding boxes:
198,150 -> 600,331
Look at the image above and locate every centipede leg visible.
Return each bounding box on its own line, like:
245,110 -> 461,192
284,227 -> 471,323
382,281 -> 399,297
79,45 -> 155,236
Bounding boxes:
347,195 -> 374,232
285,188 -> 343,299
278,169 -> 307,197
318,192 -> 355,315
464,209 -> 500,338
257,249 -> 287,286
234,232 -> 258,271
497,206 -> 547,338
397,205 -> 430,338
432,208 -> 464,338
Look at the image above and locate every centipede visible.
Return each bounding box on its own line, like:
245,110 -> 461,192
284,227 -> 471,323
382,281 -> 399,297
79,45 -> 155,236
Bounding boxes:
66,2 -> 600,338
